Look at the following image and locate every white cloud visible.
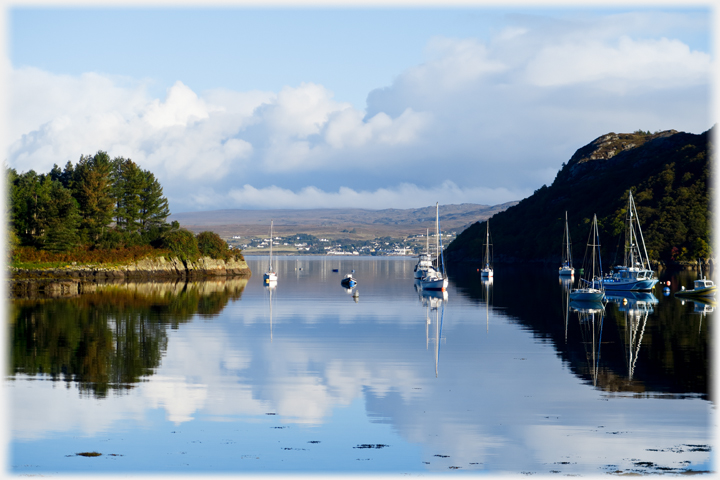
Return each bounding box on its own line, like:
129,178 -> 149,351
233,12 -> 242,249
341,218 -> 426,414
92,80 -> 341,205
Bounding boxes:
222,182 -> 526,210
525,36 -> 711,89
5,10 -> 712,211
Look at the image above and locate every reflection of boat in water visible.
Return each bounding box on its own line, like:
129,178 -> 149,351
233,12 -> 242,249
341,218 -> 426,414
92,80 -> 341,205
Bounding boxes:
605,291 -> 658,312
685,297 -> 716,314
341,270 -> 357,288
560,275 -> 573,342
594,191 -> 658,291
265,280 -> 276,341
609,290 -> 653,381
420,203 -> 448,291
570,214 -> 604,302
263,221 -> 278,285
417,286 -> 446,376
482,277 -> 493,332
571,300 -> 605,387
675,278 -> 716,298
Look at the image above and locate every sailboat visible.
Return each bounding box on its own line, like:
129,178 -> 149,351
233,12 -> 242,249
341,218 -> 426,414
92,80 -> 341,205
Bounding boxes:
594,191 -> 658,291
481,219 -> 493,278
414,228 -> 437,280
569,214 -> 604,303
263,220 -> 278,285
420,203 -> 448,291
559,211 -> 574,276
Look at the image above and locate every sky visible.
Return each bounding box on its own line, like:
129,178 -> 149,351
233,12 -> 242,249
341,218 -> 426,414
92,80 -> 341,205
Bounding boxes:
3,4 -> 715,213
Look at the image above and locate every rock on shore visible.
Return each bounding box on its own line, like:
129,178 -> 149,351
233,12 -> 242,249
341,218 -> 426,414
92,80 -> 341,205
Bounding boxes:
8,255 -> 251,298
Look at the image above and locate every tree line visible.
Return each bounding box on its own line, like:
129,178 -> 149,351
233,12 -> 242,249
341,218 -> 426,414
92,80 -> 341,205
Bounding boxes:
6,150 -> 237,263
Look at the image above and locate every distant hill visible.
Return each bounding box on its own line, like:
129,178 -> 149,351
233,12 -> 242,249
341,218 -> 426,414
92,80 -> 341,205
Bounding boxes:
445,128 -> 713,266
170,202 -> 518,238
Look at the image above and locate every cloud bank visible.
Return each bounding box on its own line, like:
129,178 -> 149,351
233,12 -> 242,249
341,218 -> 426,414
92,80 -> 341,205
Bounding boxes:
6,11 -> 712,212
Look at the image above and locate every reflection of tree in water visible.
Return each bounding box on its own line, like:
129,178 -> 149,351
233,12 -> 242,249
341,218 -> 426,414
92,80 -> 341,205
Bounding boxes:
9,278 -> 247,398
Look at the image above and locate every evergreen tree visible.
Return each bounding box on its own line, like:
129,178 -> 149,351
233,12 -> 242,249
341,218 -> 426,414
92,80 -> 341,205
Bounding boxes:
112,158 -> 145,234
139,170 -> 170,237
41,181 -> 81,252
73,151 -> 115,243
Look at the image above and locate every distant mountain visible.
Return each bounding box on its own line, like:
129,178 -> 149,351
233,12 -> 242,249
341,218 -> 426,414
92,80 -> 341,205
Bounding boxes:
445,128 -> 713,266
170,202 -> 518,238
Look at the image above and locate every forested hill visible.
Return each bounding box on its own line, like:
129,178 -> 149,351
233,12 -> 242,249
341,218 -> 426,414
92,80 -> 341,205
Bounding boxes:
444,128 -> 713,266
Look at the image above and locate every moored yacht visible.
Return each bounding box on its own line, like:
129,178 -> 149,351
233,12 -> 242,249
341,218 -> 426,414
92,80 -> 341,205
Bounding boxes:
593,191 -> 658,291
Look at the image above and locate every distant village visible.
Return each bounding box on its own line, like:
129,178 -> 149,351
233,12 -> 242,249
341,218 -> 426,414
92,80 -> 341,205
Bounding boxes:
227,231 -> 457,256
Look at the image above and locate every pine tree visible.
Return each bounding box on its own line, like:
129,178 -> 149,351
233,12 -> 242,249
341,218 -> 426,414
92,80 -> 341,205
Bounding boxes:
112,158 -> 145,234
73,151 -> 115,243
139,170 -> 170,239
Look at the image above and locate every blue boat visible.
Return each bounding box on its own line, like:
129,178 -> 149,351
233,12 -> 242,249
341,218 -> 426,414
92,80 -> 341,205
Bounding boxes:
341,270 -> 357,288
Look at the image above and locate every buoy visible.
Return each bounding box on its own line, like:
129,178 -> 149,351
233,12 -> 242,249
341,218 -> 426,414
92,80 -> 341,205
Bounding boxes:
477,268 -> 480,272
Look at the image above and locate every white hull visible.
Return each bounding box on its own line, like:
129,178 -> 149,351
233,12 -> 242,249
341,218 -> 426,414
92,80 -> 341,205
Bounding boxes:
263,272 -> 277,284
421,276 -> 448,291
481,268 -> 493,277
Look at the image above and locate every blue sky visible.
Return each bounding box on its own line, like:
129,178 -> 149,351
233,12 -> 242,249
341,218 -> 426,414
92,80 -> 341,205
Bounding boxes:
5,5 -> 715,212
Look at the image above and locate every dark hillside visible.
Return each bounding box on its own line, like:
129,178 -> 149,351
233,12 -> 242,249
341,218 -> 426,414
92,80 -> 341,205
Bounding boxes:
445,128 -> 713,266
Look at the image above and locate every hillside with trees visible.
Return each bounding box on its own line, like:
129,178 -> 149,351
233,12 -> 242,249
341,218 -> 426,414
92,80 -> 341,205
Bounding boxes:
6,151 -> 239,267
444,128 -> 713,267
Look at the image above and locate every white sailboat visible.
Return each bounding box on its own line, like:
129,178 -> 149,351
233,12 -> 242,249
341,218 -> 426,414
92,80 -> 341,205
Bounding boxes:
263,220 -> 278,285
481,219 -> 493,278
421,203 -> 448,291
570,214 -> 604,303
594,191 -> 658,291
559,211 -> 574,276
414,228 -> 437,280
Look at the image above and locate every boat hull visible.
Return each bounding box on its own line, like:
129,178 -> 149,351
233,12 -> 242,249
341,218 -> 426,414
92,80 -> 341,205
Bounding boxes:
340,278 -> 357,288
569,289 -> 604,302
675,286 -> 716,298
558,267 -> 574,276
263,272 -> 277,284
594,278 -> 658,291
480,268 -> 493,278
421,277 -> 448,291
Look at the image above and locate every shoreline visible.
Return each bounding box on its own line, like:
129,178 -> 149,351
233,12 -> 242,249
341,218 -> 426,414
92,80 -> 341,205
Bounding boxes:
8,255 -> 252,298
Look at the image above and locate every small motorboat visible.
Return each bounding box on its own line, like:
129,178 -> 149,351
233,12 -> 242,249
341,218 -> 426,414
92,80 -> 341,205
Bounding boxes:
675,277 -> 716,298
341,270 -> 357,288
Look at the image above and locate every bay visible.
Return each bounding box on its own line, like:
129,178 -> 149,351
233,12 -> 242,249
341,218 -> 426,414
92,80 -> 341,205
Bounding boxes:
6,256 -> 713,475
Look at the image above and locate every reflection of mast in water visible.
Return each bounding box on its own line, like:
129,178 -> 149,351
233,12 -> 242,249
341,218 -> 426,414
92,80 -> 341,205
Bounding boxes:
418,287 -> 447,377
559,275 -> 574,343
482,277 -> 493,333
607,292 -> 657,380
571,300 -> 605,387
265,281 -> 277,341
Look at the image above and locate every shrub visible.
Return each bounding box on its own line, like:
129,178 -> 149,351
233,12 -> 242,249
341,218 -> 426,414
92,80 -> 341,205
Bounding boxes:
157,228 -> 199,263
196,231 -> 232,261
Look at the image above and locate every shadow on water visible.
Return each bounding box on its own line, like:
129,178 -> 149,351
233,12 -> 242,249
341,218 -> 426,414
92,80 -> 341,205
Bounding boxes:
8,278 -> 248,398
448,264 -> 710,400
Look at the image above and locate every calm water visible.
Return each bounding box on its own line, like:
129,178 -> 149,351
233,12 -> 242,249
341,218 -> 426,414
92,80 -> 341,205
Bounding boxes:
6,256 -> 714,475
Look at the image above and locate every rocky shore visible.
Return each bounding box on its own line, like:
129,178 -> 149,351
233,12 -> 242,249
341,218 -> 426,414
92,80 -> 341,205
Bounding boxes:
8,255 -> 251,298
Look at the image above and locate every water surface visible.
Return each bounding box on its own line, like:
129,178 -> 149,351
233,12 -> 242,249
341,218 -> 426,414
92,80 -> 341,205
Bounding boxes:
7,257 -> 713,475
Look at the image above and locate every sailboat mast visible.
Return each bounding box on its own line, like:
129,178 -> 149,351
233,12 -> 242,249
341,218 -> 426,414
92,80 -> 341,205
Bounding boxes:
564,211 -> 571,266
487,220 -> 491,268
269,220 -> 273,271
435,203 -> 440,266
